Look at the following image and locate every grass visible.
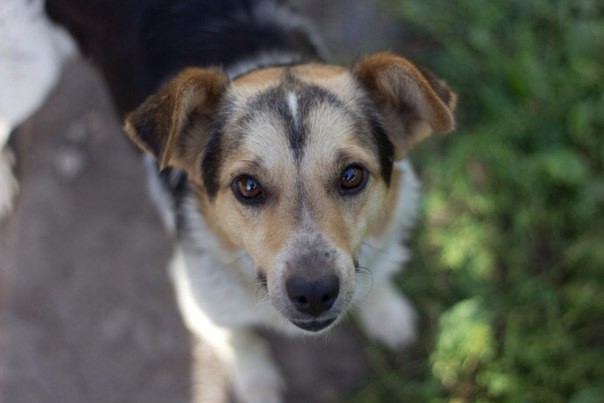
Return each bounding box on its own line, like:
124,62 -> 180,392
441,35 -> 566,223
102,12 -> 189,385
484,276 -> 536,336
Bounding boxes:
350,0 -> 604,401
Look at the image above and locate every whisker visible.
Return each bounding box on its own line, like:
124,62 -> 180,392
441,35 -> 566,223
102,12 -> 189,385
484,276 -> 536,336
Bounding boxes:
353,265 -> 374,305
255,285 -> 270,301
255,271 -> 268,290
361,241 -> 401,260
216,251 -> 248,270
361,241 -> 386,252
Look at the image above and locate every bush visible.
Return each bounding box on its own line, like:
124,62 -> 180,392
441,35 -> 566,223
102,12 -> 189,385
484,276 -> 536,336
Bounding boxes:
351,1 -> 604,401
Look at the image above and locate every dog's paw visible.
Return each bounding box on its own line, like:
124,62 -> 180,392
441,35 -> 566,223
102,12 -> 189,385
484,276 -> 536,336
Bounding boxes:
232,366 -> 283,403
358,283 -> 417,349
0,148 -> 18,218
231,352 -> 284,403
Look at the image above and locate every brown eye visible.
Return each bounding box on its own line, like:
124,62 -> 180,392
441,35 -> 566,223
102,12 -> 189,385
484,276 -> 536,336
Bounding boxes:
339,165 -> 368,195
232,175 -> 265,205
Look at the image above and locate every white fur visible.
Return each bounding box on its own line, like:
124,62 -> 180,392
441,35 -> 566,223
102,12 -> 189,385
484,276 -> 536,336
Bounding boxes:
170,249 -> 285,403
356,160 -> 420,346
287,91 -> 299,124
0,0 -> 75,217
144,155 -> 179,233
0,148 -> 18,217
357,160 -> 421,285
357,282 -> 417,348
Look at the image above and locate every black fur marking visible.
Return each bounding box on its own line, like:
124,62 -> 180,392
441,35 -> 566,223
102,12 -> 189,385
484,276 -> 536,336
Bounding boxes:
368,115 -> 394,185
256,271 -> 268,289
46,0 -> 322,115
243,85 -> 306,161
293,181 -> 312,224
201,122 -> 226,199
358,100 -> 394,185
240,79 -> 347,161
154,165 -> 190,235
199,86 -> 393,201
130,104 -> 164,159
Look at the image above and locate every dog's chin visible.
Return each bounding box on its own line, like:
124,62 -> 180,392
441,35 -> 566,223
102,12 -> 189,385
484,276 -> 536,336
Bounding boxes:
289,317 -> 336,333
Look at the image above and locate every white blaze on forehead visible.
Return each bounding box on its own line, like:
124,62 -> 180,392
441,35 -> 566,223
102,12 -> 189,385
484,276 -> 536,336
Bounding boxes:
287,91 -> 298,124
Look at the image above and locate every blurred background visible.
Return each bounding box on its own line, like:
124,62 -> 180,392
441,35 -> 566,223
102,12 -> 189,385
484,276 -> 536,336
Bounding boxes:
352,1 -> 604,402
1,0 -> 603,402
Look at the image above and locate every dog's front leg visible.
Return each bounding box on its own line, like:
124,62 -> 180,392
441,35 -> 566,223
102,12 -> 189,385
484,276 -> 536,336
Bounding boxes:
358,281 -> 417,349
190,325 -> 284,403
223,328 -> 284,403
170,250 -> 284,403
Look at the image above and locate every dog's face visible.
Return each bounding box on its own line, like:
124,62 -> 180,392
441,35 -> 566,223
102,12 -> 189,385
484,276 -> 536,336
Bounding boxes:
125,53 -> 456,332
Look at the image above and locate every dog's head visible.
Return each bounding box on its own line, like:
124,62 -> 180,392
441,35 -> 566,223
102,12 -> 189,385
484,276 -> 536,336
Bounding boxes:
125,52 -> 456,332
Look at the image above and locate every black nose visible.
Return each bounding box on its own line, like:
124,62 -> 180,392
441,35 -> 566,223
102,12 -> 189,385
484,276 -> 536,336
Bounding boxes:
286,275 -> 339,316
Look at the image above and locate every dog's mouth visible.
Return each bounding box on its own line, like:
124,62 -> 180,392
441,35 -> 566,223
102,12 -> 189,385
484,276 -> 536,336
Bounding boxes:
289,317 -> 336,332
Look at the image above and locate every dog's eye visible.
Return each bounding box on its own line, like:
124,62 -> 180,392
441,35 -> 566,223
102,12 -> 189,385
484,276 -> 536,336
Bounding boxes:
232,175 -> 265,205
339,165 -> 367,195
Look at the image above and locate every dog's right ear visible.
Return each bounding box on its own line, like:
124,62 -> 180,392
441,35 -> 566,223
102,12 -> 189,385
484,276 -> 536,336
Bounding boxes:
124,67 -> 229,171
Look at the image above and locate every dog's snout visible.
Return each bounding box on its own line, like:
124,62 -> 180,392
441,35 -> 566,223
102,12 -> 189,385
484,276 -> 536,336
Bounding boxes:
286,275 -> 339,316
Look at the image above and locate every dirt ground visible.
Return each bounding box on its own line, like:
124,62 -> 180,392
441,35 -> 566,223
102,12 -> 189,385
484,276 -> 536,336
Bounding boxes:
0,2 -> 405,402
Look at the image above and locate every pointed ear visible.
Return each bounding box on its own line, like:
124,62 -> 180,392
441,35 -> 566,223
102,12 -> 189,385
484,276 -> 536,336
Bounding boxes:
124,67 -> 229,170
353,52 -> 457,157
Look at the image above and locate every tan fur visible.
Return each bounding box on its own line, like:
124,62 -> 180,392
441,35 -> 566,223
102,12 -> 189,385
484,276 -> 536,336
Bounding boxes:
353,52 -> 457,156
124,67 -> 228,170
233,64 -> 346,87
294,68 -> 361,108
232,67 -> 284,89
369,166 -> 402,238
192,184 -> 239,251
291,63 -> 348,79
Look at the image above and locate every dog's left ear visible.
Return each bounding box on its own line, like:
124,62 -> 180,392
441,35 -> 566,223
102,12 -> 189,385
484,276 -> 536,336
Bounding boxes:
124,67 -> 229,171
353,52 -> 457,157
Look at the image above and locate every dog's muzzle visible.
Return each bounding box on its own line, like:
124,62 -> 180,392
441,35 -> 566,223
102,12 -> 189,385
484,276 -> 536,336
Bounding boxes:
286,274 -> 339,331
267,234 -> 354,332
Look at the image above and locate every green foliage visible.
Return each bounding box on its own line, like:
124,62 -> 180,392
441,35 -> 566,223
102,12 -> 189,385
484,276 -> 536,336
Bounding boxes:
351,0 -> 604,401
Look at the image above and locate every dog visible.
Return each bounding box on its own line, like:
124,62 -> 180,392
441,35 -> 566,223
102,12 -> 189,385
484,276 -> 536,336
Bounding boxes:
0,0 -> 74,216
5,0 -> 456,401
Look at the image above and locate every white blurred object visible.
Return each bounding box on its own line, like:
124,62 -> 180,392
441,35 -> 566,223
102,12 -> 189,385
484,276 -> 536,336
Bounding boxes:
0,0 -> 75,217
